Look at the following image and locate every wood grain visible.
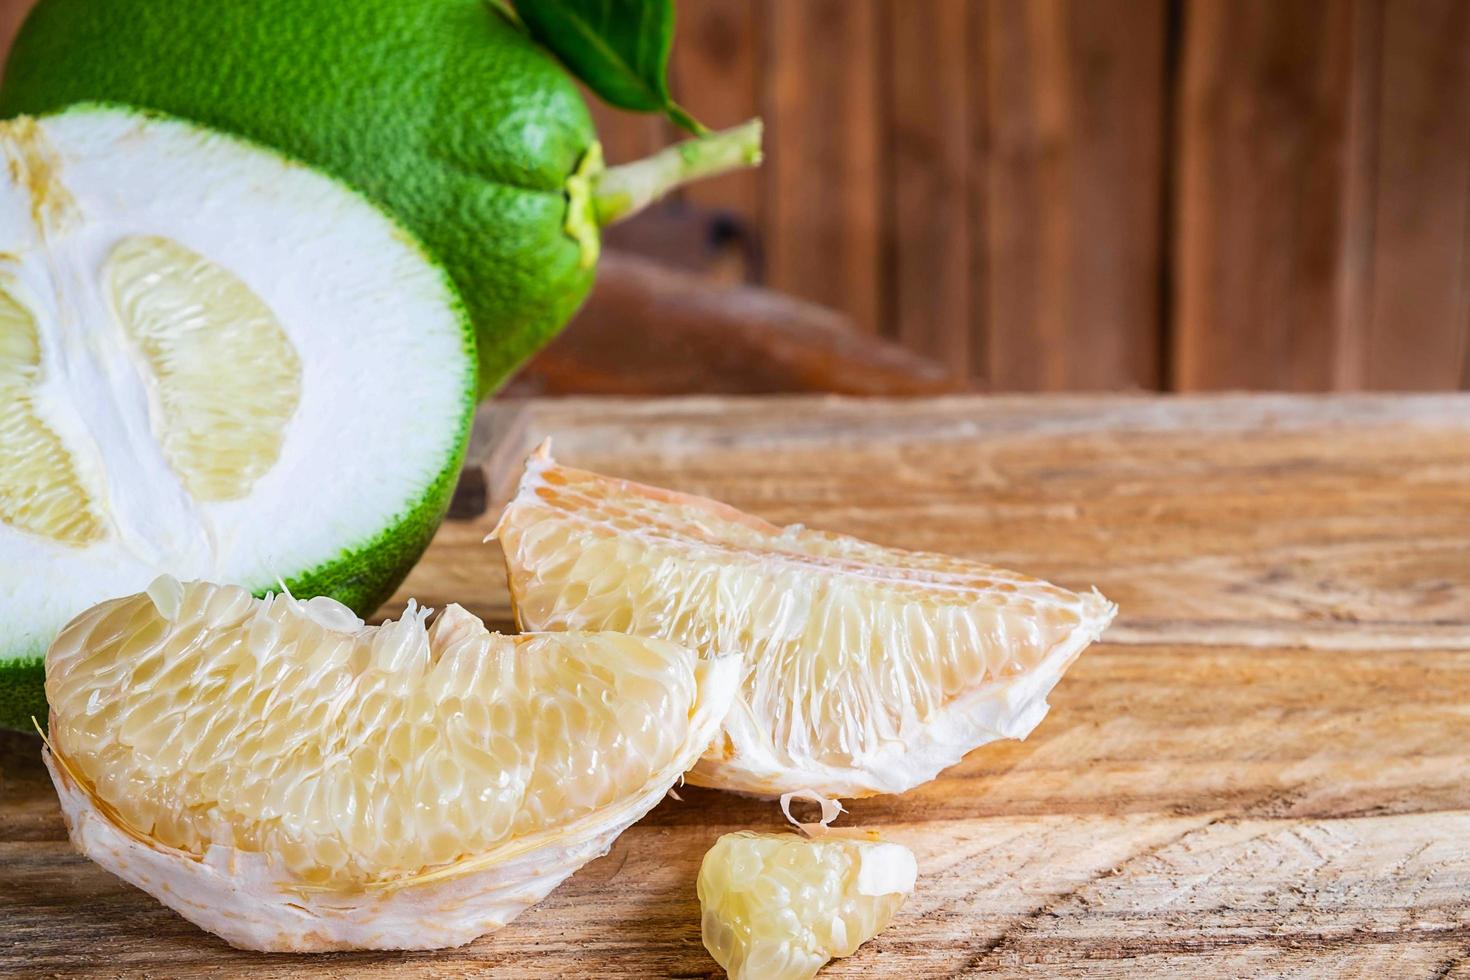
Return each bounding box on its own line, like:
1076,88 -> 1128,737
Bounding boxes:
886,0 -> 974,377
1355,0 -> 1470,390
1172,0 -> 1358,391
4,394 -> 1468,978
764,0 -> 885,336
981,0 -> 1168,391
454,394 -> 1470,649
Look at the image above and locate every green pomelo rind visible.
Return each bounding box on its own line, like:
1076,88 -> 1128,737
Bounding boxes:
0,0 -> 598,395
0,657 -> 43,733
0,103 -> 478,731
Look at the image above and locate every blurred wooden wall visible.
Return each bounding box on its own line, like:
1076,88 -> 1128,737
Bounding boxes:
598,0 -> 1470,392
4,0 -> 1466,392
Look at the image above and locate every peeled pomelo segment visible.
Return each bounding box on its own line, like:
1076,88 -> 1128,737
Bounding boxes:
0,106 -> 475,730
0,283 -> 104,545
698,831 -> 916,980
105,235 -> 301,502
44,578 -> 739,950
494,449 -> 1116,798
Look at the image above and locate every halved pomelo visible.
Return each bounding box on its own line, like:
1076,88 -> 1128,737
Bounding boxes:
698,831 -> 917,980
493,448 -> 1116,798
0,105 -> 475,729
43,577 -> 738,951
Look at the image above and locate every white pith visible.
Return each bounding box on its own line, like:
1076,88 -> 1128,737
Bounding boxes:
0,107 -> 469,662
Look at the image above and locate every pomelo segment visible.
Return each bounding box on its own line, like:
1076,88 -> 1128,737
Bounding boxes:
44,578 -> 739,951
0,283 -> 104,545
494,448 -> 1116,798
0,106 -> 475,729
698,831 -> 917,980
105,234 -> 302,502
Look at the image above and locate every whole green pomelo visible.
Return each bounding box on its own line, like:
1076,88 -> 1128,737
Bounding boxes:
1,0 -> 755,394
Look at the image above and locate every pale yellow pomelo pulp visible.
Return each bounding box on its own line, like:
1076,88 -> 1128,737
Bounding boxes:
494,447 -> 1115,798
699,830 -> 917,980
42,577 -> 738,951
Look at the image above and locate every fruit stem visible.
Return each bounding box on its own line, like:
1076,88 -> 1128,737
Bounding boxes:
593,118 -> 764,227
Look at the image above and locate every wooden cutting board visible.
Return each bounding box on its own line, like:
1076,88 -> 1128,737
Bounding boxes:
4,394 -> 1469,978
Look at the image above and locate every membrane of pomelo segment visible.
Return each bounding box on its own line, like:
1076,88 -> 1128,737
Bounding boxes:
0,106 -> 473,725
494,448 -> 1117,798
698,831 -> 916,980
44,578 -> 738,949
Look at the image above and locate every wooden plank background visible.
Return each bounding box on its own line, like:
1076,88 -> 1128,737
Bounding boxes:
3,0 -> 1468,391
6,393 -> 1470,976
594,0 -> 1470,393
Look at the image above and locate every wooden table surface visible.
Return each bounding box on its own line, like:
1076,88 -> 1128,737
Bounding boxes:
4,394 -> 1469,978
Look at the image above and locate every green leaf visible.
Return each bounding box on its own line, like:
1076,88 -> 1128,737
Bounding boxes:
514,0 -> 707,134
483,0 -> 526,32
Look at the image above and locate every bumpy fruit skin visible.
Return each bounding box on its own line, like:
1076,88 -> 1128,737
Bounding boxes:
0,0 -> 598,395
0,661 -> 42,733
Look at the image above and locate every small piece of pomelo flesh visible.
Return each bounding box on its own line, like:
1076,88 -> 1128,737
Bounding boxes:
698,831 -> 917,980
